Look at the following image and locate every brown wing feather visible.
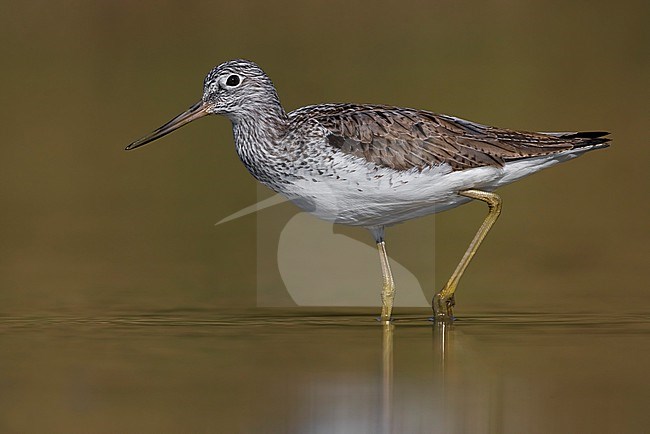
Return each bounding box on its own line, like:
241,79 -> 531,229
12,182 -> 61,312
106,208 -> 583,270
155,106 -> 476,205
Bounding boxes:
297,104 -> 609,171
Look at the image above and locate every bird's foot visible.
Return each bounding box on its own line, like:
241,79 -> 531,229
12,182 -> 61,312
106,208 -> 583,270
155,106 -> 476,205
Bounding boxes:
432,293 -> 455,323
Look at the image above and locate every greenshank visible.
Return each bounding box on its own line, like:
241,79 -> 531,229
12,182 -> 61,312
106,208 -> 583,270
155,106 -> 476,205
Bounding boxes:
126,59 -> 609,323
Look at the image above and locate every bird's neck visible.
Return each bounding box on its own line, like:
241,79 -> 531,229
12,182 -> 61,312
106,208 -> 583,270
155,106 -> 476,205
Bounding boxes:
233,104 -> 287,139
231,90 -> 288,141
231,101 -> 291,189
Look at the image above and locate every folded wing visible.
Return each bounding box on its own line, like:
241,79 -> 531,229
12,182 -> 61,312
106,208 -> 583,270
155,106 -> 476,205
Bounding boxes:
294,104 -> 609,171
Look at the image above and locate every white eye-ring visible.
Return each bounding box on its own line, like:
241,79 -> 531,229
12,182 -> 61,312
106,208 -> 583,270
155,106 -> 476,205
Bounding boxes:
225,74 -> 242,88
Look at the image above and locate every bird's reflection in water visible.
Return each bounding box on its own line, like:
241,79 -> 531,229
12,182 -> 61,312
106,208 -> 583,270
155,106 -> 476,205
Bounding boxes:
381,323 -> 394,434
380,318 -> 468,433
433,320 -> 452,432
380,319 -> 454,434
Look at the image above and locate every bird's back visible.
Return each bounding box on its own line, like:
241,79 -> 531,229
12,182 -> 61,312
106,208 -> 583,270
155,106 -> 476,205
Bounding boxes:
288,103 -> 610,172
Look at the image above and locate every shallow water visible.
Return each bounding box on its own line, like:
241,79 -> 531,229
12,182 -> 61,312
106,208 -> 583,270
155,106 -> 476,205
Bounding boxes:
2,309 -> 649,433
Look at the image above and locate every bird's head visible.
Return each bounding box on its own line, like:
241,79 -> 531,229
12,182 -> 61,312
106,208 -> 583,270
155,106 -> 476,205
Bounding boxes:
125,59 -> 283,151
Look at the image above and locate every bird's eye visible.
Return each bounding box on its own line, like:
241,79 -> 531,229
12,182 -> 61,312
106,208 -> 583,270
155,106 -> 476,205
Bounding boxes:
226,75 -> 240,87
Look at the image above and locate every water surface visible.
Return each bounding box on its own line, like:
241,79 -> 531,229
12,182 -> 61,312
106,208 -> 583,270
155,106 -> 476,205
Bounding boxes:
2,309 -> 648,433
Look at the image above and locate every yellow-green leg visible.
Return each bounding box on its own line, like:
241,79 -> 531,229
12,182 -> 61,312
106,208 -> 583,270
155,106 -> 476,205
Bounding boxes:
433,189 -> 502,321
377,241 -> 396,324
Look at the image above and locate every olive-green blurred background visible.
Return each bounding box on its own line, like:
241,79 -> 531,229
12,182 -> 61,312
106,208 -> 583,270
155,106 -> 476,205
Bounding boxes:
1,0 -> 648,316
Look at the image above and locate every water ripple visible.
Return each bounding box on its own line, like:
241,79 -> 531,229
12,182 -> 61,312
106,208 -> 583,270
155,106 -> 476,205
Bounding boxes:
1,310 -> 649,332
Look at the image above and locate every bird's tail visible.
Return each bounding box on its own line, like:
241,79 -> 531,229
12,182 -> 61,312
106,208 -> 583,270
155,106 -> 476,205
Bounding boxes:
543,131 -> 611,150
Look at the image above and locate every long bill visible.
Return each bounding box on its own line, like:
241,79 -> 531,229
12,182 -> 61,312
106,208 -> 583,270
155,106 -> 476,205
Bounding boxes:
125,100 -> 211,150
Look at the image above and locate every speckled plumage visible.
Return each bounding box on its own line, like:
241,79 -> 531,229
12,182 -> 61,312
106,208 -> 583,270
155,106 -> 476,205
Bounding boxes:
126,59 -> 610,320
188,60 -> 609,227
126,59 -> 609,227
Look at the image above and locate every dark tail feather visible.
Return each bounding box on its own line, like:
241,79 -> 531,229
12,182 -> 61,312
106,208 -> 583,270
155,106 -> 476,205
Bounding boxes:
573,131 -> 610,148
546,131 -> 611,149
563,131 -> 609,139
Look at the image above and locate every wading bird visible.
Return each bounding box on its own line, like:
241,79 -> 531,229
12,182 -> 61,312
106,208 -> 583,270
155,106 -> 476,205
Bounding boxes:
126,59 -> 609,323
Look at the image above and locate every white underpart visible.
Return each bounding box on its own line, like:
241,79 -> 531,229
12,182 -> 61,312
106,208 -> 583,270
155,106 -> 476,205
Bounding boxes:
285,145 -> 599,228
